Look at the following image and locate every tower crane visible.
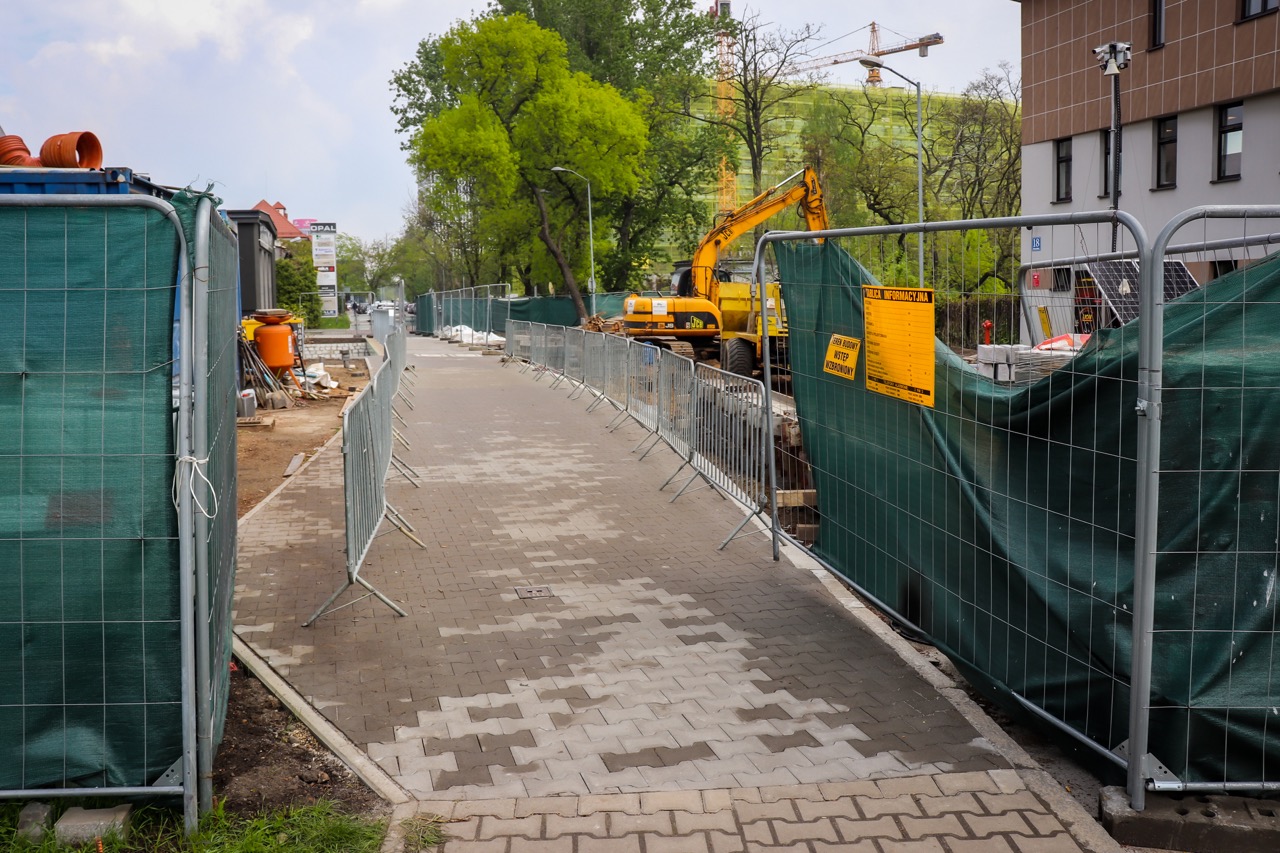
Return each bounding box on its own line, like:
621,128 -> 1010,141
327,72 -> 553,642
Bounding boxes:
710,0 -> 738,214
793,22 -> 943,85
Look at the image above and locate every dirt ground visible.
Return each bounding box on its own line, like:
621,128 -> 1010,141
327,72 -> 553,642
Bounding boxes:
216,359 -> 383,818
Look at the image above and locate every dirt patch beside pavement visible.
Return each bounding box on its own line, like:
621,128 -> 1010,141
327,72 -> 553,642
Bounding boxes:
217,359 -> 384,818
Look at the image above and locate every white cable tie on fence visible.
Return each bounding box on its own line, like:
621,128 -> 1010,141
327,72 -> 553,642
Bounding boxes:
172,454 -> 219,519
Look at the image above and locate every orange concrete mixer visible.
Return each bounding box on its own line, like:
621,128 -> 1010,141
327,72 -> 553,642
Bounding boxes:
252,310 -> 297,377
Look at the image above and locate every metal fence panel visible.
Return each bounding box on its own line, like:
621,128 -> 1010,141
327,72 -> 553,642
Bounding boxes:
563,327 -> 585,384
0,196 -> 195,818
1132,207 -> 1280,795
545,325 -> 566,375
602,334 -> 630,405
690,364 -> 769,509
763,212 -> 1150,802
656,349 -> 696,461
583,331 -> 607,393
628,342 -> 660,433
190,196 -> 241,813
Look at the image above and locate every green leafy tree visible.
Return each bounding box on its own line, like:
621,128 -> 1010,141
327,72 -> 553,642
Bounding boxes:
410,14 -> 648,319
275,252 -> 322,326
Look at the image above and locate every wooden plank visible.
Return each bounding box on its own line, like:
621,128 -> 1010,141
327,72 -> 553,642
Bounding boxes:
794,524 -> 820,541
775,489 -> 817,508
283,452 -> 306,477
236,417 -> 275,428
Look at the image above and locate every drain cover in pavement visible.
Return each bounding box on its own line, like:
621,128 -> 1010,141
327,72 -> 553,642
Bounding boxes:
515,585 -> 553,599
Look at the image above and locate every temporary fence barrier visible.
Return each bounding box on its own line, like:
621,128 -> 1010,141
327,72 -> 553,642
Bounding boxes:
1127,206 -> 1280,801
0,190 -> 238,831
305,324 -> 418,626
189,196 -> 242,815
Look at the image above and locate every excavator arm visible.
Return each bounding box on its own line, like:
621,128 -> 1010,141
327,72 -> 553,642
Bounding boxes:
689,166 -> 829,307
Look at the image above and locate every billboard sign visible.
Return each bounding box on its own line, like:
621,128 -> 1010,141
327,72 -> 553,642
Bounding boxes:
310,222 -> 337,265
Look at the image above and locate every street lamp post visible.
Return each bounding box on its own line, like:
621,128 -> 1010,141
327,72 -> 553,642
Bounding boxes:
550,166 -> 596,318
1094,41 -> 1131,252
857,56 -> 925,288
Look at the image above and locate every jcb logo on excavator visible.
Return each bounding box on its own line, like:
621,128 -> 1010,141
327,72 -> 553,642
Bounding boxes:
686,316 -> 705,330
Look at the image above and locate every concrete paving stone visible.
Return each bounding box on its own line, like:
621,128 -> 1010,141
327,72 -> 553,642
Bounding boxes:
833,815 -> 906,840
935,772 -> 1004,796
436,840 -> 508,852
577,794 -> 642,815
973,791 -> 1045,815
709,738 -> 770,759
735,799 -> 800,823
960,811 -> 1035,838
773,818 -> 840,844
544,813 -> 609,838
608,812 -> 673,836
399,753 -> 460,775
455,800 -> 519,820
900,813 -> 968,839
746,751 -> 815,774
740,821 -> 775,846
508,838 -> 575,852
1011,834 -> 1085,852
876,775 -> 944,799
525,775 -> 592,797
857,795 -> 925,820
796,799 -> 857,821
577,836 -> 642,853
637,762 -> 710,786
811,840 -> 879,853
878,838 -> 948,852
916,793 -> 983,817
643,832 -> 713,853
945,837 -> 1017,852
1021,811 -> 1067,836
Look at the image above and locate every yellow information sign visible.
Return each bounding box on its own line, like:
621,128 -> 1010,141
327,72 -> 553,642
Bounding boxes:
822,334 -> 861,381
862,285 -> 935,408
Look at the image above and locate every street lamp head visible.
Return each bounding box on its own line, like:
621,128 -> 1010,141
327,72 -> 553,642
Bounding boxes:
550,166 -> 568,172
855,53 -> 883,70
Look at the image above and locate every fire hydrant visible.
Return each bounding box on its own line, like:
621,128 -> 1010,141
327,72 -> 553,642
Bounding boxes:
982,319 -> 994,345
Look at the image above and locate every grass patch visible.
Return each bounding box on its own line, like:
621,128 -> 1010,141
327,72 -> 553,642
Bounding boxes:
0,801 -> 385,852
313,315 -> 352,329
400,813 -> 450,851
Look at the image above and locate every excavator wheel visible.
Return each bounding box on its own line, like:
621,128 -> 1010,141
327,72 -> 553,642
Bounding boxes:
723,337 -> 755,377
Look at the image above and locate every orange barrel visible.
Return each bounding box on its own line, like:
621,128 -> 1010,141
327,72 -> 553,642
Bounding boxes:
254,322 -> 296,375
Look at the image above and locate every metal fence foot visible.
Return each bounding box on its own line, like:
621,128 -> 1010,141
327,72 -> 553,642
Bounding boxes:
660,460 -> 692,491
719,508 -> 767,550
632,432 -> 660,456
391,454 -> 422,487
386,503 -> 427,548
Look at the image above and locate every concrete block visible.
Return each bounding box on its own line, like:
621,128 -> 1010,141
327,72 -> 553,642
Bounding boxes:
54,804 -> 132,846
17,802 -> 53,843
1100,786 -> 1280,853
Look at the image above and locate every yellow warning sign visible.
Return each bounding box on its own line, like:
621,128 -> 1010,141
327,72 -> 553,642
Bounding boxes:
822,334 -> 861,381
1037,305 -> 1053,341
862,285 -> 935,407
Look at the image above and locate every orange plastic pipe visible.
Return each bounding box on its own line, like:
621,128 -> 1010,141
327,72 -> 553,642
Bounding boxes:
0,135 -> 41,167
39,132 -> 103,168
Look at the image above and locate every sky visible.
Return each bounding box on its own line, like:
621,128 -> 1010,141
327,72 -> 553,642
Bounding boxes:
0,0 -> 1021,243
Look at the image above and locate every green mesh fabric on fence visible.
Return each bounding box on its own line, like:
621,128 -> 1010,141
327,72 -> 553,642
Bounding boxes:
776,239 -> 1280,786
439,295 -> 635,333
0,205 -> 183,789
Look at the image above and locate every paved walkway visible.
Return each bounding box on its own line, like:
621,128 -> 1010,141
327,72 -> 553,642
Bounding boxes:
234,336 -> 1118,852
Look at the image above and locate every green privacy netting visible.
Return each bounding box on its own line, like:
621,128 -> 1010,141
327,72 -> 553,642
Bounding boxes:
777,239 -> 1280,786
0,204 -> 183,789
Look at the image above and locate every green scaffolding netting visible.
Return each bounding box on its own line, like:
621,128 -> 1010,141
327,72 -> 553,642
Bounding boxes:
433,293 -> 632,334
777,239 -> 1280,785
0,205 -> 183,789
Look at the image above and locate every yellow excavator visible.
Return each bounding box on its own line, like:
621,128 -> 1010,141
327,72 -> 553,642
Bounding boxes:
622,166 -> 828,375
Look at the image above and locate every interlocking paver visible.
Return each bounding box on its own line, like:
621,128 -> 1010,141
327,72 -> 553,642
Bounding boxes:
234,339 -> 1113,853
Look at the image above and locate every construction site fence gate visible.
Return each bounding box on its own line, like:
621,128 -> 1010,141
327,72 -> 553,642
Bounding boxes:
509,203 -> 1280,809
0,191 -> 240,831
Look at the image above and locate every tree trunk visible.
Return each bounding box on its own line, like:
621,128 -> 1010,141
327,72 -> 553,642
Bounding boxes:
533,190 -> 588,321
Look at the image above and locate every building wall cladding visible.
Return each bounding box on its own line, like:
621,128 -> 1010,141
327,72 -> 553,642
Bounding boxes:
1019,0 -> 1280,146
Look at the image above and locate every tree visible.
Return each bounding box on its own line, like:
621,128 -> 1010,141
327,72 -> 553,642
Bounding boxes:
686,11 -> 821,200
409,15 -> 648,319
275,251 -> 321,326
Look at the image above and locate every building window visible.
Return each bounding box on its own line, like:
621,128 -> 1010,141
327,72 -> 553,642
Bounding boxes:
1054,138 -> 1072,202
1242,0 -> 1279,20
1099,131 -> 1112,197
1151,0 -> 1166,47
1217,102 -> 1243,180
1155,116 -> 1177,188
